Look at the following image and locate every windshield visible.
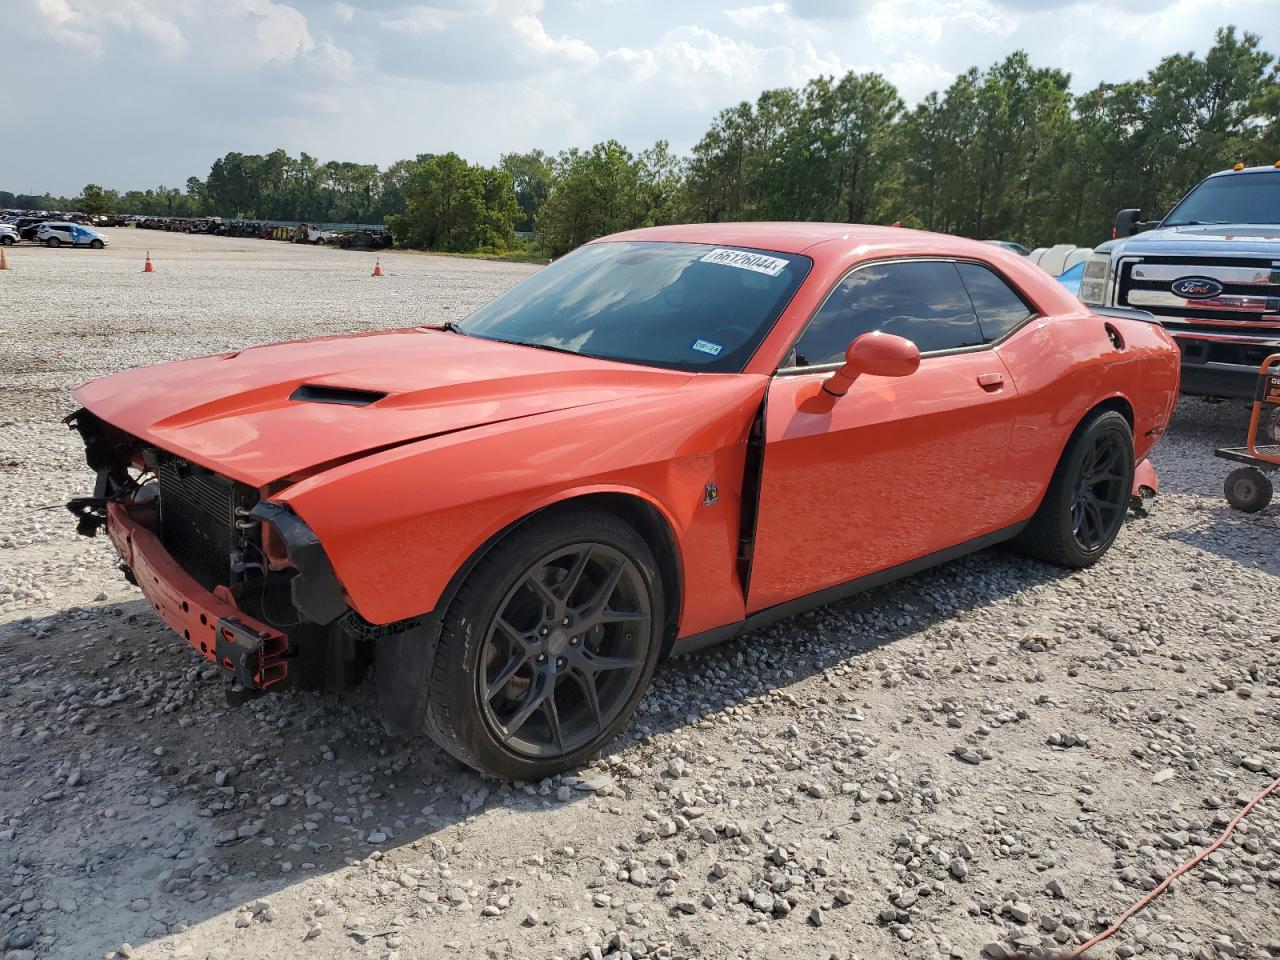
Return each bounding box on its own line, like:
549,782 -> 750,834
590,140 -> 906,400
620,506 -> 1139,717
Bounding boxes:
1162,170 -> 1280,226
458,240 -> 812,373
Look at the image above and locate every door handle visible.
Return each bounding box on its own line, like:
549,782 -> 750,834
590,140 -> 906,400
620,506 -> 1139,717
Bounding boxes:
977,372 -> 1004,389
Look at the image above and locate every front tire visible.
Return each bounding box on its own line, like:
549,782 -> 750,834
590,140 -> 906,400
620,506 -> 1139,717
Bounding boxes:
1015,409 -> 1134,568
388,506 -> 665,779
90,239 -> 104,249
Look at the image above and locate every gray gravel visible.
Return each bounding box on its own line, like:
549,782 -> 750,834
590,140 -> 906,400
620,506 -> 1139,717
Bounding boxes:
1,229 -> 1278,960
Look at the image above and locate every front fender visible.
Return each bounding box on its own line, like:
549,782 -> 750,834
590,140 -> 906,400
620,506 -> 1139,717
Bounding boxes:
273,375 -> 768,634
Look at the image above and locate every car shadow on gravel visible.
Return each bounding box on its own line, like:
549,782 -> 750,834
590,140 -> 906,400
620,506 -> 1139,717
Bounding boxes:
0,539 -> 1075,958
1158,503 -> 1280,575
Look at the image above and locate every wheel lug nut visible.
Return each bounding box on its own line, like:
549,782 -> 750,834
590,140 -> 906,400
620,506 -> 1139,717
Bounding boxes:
561,616 -> 570,626
536,653 -> 546,663
539,626 -> 549,636
570,636 -> 579,645
557,657 -> 566,668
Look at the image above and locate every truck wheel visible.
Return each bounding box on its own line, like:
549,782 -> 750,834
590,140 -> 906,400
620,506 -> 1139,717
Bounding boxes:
387,506 -> 664,780
1014,409 -> 1134,568
1224,467 -> 1273,513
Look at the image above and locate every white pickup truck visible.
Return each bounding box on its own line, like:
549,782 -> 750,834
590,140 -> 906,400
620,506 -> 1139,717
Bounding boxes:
1078,163 -> 1280,399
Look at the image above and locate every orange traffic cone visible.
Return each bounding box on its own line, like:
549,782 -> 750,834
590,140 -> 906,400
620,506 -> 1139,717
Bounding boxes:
0,248 -> 8,271
372,260 -> 383,277
143,251 -> 154,273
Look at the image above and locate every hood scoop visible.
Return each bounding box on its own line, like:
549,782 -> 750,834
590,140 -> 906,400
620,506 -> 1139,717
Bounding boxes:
290,384 -> 387,407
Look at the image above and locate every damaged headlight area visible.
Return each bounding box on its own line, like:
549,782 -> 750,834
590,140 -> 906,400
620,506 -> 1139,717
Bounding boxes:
62,406 -> 392,703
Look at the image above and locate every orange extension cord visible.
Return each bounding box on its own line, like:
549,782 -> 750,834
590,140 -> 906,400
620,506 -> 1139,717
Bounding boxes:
1064,772 -> 1280,959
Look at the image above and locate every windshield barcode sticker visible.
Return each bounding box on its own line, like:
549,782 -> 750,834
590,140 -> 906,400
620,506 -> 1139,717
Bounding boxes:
691,339 -> 724,356
700,248 -> 789,277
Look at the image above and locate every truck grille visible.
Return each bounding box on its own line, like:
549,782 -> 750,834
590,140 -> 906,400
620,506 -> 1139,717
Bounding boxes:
157,459 -> 240,591
1119,257 -> 1280,325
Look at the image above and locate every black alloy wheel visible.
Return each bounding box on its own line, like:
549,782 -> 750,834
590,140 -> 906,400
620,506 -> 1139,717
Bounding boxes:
479,542 -> 651,758
1070,429 -> 1129,551
1015,409 -> 1134,568
385,505 -> 666,780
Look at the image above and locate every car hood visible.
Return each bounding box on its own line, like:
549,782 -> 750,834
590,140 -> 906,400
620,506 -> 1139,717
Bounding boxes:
74,328 -> 694,487
1105,223 -> 1280,258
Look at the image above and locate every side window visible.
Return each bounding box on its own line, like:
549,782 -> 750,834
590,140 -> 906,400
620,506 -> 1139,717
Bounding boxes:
955,262 -> 1036,342
792,260 -> 984,366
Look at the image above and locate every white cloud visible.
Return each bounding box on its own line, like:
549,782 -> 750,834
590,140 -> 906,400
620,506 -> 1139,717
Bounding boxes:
7,0 -> 1278,195
32,0 -> 189,57
723,2 -> 789,29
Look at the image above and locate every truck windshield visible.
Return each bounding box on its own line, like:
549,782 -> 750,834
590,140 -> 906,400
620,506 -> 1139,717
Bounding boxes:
458,240 -> 812,373
1163,171 -> 1280,226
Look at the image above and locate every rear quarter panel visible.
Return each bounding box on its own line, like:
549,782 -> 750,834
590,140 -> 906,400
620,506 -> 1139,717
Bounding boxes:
996,310 -> 1179,520
274,376 -> 769,633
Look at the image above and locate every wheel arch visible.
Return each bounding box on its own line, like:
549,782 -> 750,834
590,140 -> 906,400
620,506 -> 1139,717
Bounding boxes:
429,487 -> 685,658
1024,392 -> 1136,519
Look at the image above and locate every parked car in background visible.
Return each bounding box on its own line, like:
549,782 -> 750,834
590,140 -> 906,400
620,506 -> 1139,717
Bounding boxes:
1081,162 -> 1280,399
36,222 -> 109,248
0,224 -> 17,245
17,217 -> 55,241
65,223 -> 1180,779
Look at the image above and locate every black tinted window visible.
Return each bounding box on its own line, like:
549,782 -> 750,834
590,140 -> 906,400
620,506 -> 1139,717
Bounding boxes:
793,260 -> 983,366
956,262 -> 1035,342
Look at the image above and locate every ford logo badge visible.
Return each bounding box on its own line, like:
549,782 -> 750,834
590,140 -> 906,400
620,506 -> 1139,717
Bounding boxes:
1171,276 -> 1223,299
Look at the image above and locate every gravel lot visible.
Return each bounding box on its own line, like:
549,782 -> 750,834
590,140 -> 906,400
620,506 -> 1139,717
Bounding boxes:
1,228 -> 1277,960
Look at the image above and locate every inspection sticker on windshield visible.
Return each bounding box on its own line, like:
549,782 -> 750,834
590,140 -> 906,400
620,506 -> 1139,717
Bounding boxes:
691,338 -> 724,357
700,248 -> 789,277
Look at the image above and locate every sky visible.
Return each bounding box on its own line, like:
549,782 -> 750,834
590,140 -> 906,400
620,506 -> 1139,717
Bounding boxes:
5,0 -> 1277,195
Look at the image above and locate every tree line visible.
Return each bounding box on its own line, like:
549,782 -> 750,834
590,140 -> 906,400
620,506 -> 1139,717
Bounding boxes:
4,26 -> 1276,256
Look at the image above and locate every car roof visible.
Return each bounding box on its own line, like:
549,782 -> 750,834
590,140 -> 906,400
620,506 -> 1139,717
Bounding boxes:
596,222 -> 1003,261
1204,165 -> 1280,179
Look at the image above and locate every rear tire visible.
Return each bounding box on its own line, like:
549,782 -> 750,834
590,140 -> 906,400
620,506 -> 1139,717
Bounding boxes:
1224,467 -> 1272,513
46,237 -> 60,248
383,506 -> 665,779
1014,409 -> 1134,568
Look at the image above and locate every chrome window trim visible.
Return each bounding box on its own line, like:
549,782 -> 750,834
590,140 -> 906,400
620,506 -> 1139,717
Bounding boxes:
775,255 -> 1041,376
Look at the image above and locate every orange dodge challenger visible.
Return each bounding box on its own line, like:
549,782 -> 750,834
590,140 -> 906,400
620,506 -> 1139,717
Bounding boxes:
66,224 -> 1179,779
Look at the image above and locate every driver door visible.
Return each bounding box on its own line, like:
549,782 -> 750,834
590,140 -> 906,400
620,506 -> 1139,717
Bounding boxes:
746,259 -> 1023,612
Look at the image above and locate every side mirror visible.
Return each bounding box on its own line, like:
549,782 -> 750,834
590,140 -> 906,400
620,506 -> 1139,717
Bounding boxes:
823,332 -> 920,398
1114,208 -> 1141,239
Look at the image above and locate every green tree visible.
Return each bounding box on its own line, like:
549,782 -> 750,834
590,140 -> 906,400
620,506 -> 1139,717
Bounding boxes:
77,183 -> 118,215
536,141 -> 647,256
385,153 -> 518,252
500,150 -> 554,232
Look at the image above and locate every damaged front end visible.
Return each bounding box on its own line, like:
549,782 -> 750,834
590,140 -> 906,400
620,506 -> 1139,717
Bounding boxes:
64,408 -> 375,703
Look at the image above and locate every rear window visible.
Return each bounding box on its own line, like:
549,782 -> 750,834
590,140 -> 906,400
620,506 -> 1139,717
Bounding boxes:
955,262 -> 1036,342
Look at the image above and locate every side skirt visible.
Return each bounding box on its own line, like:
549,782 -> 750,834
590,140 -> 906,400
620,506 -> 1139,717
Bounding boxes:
670,521 -> 1027,656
